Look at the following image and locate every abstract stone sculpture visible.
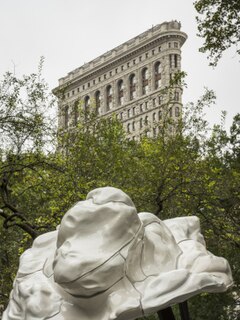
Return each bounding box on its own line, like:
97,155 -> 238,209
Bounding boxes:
3,187 -> 233,320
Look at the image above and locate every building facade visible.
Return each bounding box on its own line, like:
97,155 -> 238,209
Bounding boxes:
53,21 -> 187,139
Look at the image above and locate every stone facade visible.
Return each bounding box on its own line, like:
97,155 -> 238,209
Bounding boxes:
53,21 -> 187,139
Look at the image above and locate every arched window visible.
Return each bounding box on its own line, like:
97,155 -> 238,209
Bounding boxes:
154,61 -> 161,89
142,68 -> 149,95
95,91 -> 101,115
159,95 -> 163,105
175,106 -> 180,117
129,74 -> 136,100
84,96 -> 90,119
145,115 -> 148,125
73,101 -> 79,126
158,110 -> 162,120
153,112 -> 156,121
127,123 -> 130,133
106,85 -> 113,110
140,118 -> 143,129
169,107 -> 173,117
117,80 -> 124,106
132,121 -> 135,131
64,105 -> 69,129
174,91 -> 180,101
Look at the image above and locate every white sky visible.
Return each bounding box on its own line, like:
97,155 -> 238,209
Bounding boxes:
0,0 -> 239,129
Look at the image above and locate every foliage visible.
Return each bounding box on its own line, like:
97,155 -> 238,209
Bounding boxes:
0,62 -> 57,236
194,0 -> 240,66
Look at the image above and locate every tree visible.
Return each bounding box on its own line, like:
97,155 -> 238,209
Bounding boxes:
0,59 -> 57,240
194,0 -> 240,66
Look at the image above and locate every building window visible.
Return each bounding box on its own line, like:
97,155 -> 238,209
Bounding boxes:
145,52 -> 149,58
129,74 -> 136,100
95,91 -> 101,115
93,80 -> 95,85
72,90 -> 75,95
132,121 -> 135,131
109,71 -> 112,76
174,54 -> 178,68
121,65 -> 124,71
115,68 -> 118,73
104,74 -> 106,80
139,56 -> 142,61
169,107 -> 173,117
106,85 -> 113,110
83,85 -> 85,90
84,96 -> 90,119
170,54 -> 178,68
145,101 -> 148,110
127,123 -> 130,133
174,42 -> 178,48
142,67 -> 149,95
159,96 -> 163,105
140,104 -> 143,112
132,107 -> 136,115
145,115 -> 148,125
153,98 -> 156,107
158,110 -> 162,120
140,118 -> 143,129
175,106 -> 180,117
133,59 -> 136,65
154,61 -> 161,89
152,49 -> 155,55
74,101 -> 79,126
153,112 -> 156,121
88,83 -> 90,88
174,91 -> 180,101
168,42 -> 171,48
117,80 -> 124,106
158,46 -> 161,52
64,105 -> 69,129
127,109 -> 131,118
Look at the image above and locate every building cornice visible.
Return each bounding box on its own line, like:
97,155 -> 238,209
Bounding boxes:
53,21 -> 187,95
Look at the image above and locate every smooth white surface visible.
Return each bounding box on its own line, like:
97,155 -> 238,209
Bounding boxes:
3,187 -> 233,320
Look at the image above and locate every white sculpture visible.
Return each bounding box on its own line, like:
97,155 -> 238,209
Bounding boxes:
3,187 -> 232,320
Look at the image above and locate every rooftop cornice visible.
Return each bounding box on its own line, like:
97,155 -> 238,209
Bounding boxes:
53,21 -> 187,95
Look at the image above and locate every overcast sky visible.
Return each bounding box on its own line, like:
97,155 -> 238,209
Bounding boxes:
1,0 -> 239,129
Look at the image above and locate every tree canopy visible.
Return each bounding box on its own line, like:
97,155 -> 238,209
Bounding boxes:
194,0 -> 240,66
